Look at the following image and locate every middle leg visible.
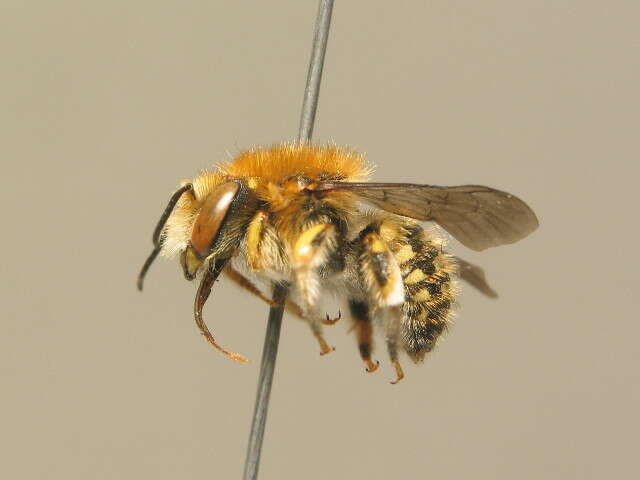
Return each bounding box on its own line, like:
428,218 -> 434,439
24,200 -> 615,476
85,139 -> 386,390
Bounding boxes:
292,221 -> 340,356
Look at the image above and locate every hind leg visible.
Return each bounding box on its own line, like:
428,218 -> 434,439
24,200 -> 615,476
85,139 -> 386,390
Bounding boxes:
348,299 -> 379,373
383,306 -> 405,384
353,224 -> 407,382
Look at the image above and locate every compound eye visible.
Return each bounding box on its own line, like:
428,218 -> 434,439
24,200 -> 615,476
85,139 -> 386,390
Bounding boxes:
190,182 -> 240,258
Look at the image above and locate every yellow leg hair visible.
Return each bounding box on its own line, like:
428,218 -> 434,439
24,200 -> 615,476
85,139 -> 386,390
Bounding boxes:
359,231 -> 405,308
246,210 -> 270,271
292,222 -> 336,308
355,226 -> 407,382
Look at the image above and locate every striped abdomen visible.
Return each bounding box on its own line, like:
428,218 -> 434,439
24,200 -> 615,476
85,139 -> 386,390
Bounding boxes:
394,223 -> 458,362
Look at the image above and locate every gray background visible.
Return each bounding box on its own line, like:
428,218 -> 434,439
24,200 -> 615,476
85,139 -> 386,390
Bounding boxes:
2,1 -> 638,479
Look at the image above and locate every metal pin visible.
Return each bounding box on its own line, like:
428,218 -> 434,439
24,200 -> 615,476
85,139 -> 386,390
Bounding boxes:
242,1 -> 335,479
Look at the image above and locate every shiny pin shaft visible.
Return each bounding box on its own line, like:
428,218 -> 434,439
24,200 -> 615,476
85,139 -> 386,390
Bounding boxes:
242,1 -> 335,479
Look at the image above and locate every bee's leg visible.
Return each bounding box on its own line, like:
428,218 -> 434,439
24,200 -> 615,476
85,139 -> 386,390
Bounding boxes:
224,264 -> 276,306
322,310 -> 341,325
292,222 -> 336,309
245,210 -> 270,271
287,302 -> 340,342
224,264 -> 316,322
383,306 -> 405,384
308,309 -> 336,356
292,302 -> 336,355
291,222 -> 340,356
355,226 -> 407,381
224,264 -> 334,354
357,229 -> 405,309
348,299 -> 379,373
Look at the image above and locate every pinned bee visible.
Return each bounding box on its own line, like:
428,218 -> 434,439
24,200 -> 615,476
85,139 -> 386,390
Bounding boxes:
138,144 -> 538,383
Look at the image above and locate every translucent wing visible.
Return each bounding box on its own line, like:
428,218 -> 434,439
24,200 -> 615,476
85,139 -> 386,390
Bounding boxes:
456,258 -> 498,298
315,182 -> 538,251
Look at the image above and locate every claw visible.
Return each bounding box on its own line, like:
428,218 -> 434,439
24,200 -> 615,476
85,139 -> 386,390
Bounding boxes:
390,360 -> 405,384
365,359 -> 380,373
315,332 -> 335,356
320,345 -> 336,356
322,310 -> 341,325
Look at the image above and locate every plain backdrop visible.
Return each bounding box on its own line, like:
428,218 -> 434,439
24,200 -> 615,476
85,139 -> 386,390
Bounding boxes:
1,1 -> 638,479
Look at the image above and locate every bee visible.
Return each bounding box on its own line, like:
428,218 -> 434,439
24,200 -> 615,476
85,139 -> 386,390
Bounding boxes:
138,144 -> 538,383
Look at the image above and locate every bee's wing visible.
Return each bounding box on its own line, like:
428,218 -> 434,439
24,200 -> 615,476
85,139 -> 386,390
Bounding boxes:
315,182 -> 538,251
456,258 -> 498,298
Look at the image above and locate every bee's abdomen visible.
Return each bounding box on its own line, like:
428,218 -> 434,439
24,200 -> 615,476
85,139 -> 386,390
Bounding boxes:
395,224 -> 458,362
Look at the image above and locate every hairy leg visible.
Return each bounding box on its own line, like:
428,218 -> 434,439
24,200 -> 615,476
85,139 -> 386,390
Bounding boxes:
384,306 -> 405,384
348,299 -> 379,373
290,222 -> 341,355
353,225 -> 407,381
292,222 -> 336,307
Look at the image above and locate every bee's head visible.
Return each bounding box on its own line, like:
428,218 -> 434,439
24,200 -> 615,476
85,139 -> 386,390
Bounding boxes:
180,180 -> 255,280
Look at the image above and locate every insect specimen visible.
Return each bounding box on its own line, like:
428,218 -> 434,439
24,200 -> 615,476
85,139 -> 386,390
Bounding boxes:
138,144 -> 538,383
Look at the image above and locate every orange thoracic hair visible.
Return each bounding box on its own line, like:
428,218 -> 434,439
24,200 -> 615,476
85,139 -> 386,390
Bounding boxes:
221,143 -> 370,183
193,144 -> 369,199
161,144 -> 371,258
